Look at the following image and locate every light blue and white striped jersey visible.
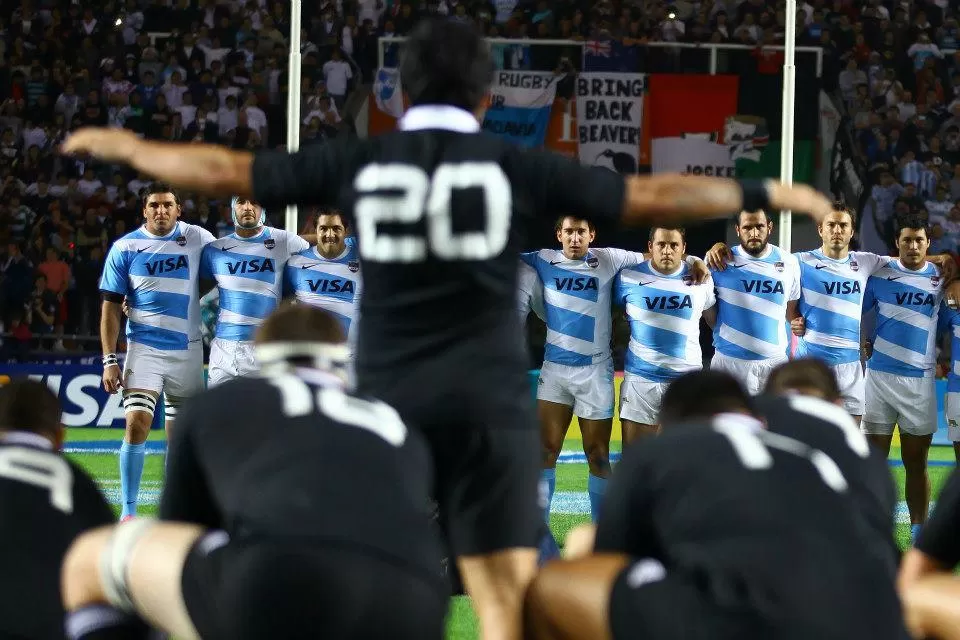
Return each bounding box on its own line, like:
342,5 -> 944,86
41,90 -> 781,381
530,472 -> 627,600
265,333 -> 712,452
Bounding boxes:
938,303 -> 960,394
795,250 -> 887,366
710,244 -> 801,361
517,260 -> 545,324
100,221 -> 216,350
200,227 -> 309,342
285,244 -> 363,339
617,261 -> 715,382
863,260 -> 944,377
521,248 -> 643,366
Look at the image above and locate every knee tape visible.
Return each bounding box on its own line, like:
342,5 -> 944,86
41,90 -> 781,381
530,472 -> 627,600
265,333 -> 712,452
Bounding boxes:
163,394 -> 185,421
123,392 -> 158,418
99,518 -> 157,613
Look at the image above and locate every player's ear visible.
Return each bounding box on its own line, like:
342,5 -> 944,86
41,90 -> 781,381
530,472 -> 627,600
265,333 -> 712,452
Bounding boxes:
648,240 -> 654,253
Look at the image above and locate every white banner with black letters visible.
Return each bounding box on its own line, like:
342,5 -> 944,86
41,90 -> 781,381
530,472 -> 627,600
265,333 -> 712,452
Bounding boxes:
575,72 -> 645,175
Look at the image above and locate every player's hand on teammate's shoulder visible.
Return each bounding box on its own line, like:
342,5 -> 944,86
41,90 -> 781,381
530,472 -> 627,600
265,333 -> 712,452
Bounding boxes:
790,316 -> 806,337
929,254 -> 959,284
705,243 -> 732,270
946,280 -> 960,310
60,127 -> 141,164
687,257 -> 710,285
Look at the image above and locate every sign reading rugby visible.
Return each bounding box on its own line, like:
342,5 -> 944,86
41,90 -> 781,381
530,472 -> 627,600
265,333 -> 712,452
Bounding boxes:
481,71 -> 558,148
576,72 -> 645,174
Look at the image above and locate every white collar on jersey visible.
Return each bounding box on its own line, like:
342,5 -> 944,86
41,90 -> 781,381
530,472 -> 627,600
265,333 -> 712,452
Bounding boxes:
712,412 -> 764,433
140,221 -> 181,240
895,259 -> 932,274
0,430 -> 54,449
313,245 -> 350,261
398,105 -> 481,133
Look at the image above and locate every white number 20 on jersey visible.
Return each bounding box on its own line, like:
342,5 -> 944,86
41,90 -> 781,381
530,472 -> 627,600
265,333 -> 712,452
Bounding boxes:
266,374 -> 408,447
353,162 -> 512,263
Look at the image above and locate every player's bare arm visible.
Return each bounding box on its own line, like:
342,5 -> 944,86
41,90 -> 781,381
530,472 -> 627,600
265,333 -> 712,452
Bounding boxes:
61,129 -> 254,198
623,176 -> 833,227
928,254 -> 959,283
702,306 -> 717,329
787,301 -> 805,336
100,298 -> 123,394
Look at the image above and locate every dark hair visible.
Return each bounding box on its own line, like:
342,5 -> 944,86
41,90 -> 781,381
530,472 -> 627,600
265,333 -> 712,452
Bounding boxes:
255,301 -> 346,346
399,17 -> 493,112
554,215 -> 596,234
648,226 -> 686,242
896,213 -> 929,239
659,371 -> 752,428
827,202 -> 857,228
0,379 -> 62,437
141,183 -> 181,209
315,209 -> 349,230
764,359 -> 840,402
737,209 -> 769,226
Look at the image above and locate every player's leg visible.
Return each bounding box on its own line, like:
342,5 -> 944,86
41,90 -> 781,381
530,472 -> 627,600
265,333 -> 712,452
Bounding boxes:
835,361 -> 865,425
62,520 -> 207,640
536,362 -> 575,525
574,360 -> 616,521
118,344 -> 162,520
162,342 -> 205,453
861,369 -> 898,457
898,376 -> 939,541
619,374 -> 665,446
524,553 -> 630,640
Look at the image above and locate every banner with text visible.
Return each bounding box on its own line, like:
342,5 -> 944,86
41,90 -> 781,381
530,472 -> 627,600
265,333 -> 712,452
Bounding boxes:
0,365 -> 165,429
575,72 -> 645,174
481,71 -> 558,148
646,74 -> 742,177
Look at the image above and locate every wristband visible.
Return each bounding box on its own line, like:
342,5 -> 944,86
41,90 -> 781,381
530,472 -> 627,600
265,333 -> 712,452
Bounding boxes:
738,179 -> 772,213
103,353 -> 119,367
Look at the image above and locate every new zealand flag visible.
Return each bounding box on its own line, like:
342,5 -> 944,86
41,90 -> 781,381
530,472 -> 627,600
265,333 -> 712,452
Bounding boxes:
581,38 -> 639,72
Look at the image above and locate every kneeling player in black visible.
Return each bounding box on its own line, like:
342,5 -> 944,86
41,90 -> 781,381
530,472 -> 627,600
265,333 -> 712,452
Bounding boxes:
0,379 -> 114,640
61,303 -> 447,640
525,371 -> 907,640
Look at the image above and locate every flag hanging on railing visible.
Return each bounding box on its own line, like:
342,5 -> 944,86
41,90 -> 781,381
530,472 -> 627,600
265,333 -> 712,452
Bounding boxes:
575,72 -> 645,174
373,67 -> 404,118
582,39 -> 639,73
481,70 -> 558,148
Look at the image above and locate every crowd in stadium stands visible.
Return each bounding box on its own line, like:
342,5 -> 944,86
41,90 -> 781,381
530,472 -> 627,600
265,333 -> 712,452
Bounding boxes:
0,0 -> 952,355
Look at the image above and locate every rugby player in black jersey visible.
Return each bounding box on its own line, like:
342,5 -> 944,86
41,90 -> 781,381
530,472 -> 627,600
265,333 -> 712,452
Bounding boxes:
61,17 -> 835,639
60,304 -> 446,640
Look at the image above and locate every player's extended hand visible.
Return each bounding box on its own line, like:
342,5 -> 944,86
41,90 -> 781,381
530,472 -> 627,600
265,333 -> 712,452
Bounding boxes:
945,280 -> 960,309
937,362 -> 950,379
861,340 -> 873,361
687,257 -> 709,284
790,316 -> 806,337
60,127 -> 141,164
767,183 -> 834,225
103,364 -> 122,394
121,297 -> 131,318
705,242 -> 732,271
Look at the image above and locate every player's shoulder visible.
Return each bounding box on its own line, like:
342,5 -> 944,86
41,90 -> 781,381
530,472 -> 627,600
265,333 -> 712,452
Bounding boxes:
205,233 -> 235,249
109,227 -> 147,250
178,221 -> 216,244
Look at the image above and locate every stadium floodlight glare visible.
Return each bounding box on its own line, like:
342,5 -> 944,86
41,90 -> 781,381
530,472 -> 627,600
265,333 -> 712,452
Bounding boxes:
779,0 -> 797,252
285,0 -> 302,233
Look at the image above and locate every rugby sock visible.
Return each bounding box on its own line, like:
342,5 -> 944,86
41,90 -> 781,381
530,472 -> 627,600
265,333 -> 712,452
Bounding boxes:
537,523 -> 561,566
540,468 -> 556,525
65,604 -> 150,639
911,523 -> 923,544
588,474 -> 607,523
119,441 -> 146,519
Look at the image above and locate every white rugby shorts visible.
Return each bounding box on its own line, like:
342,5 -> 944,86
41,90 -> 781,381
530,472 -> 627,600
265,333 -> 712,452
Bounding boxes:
207,338 -> 258,388
862,369 -> 937,437
123,340 -> 204,398
538,359 -> 615,420
618,373 -> 670,425
831,360 -> 865,416
710,352 -> 787,396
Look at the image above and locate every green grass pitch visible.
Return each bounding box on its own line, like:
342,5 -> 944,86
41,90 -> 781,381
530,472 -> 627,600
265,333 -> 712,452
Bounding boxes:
64,429 -> 955,640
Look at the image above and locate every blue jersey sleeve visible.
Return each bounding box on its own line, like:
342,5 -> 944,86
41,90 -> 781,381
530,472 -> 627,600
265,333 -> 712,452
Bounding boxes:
199,245 -> 214,280
614,272 -> 628,306
99,245 -> 130,296
519,251 -> 539,270
939,302 -> 960,336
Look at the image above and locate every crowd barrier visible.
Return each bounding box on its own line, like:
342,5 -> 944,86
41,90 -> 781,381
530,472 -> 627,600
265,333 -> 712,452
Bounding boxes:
0,366 -> 951,446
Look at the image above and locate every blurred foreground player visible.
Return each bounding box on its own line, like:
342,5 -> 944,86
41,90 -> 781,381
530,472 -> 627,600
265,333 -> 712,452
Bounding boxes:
0,379 -> 114,639
61,18 -> 835,640
60,304 -> 446,640
526,371 -> 907,640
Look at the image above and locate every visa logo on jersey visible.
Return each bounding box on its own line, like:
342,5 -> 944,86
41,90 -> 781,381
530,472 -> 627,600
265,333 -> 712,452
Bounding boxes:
895,292 -> 937,306
741,280 -> 784,295
307,278 -> 356,294
553,277 -> 599,292
643,295 -> 692,310
227,258 -> 275,275
145,256 -> 188,276
824,281 -> 861,295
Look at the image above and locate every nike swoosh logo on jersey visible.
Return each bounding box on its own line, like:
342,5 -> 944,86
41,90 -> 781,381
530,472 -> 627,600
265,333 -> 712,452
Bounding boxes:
221,245 -> 238,251
730,264 -> 746,268
137,248 -> 147,253
639,280 -> 656,286
887,276 -> 902,281
815,264 -> 827,270
550,260 -> 564,265
301,263 -> 323,269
